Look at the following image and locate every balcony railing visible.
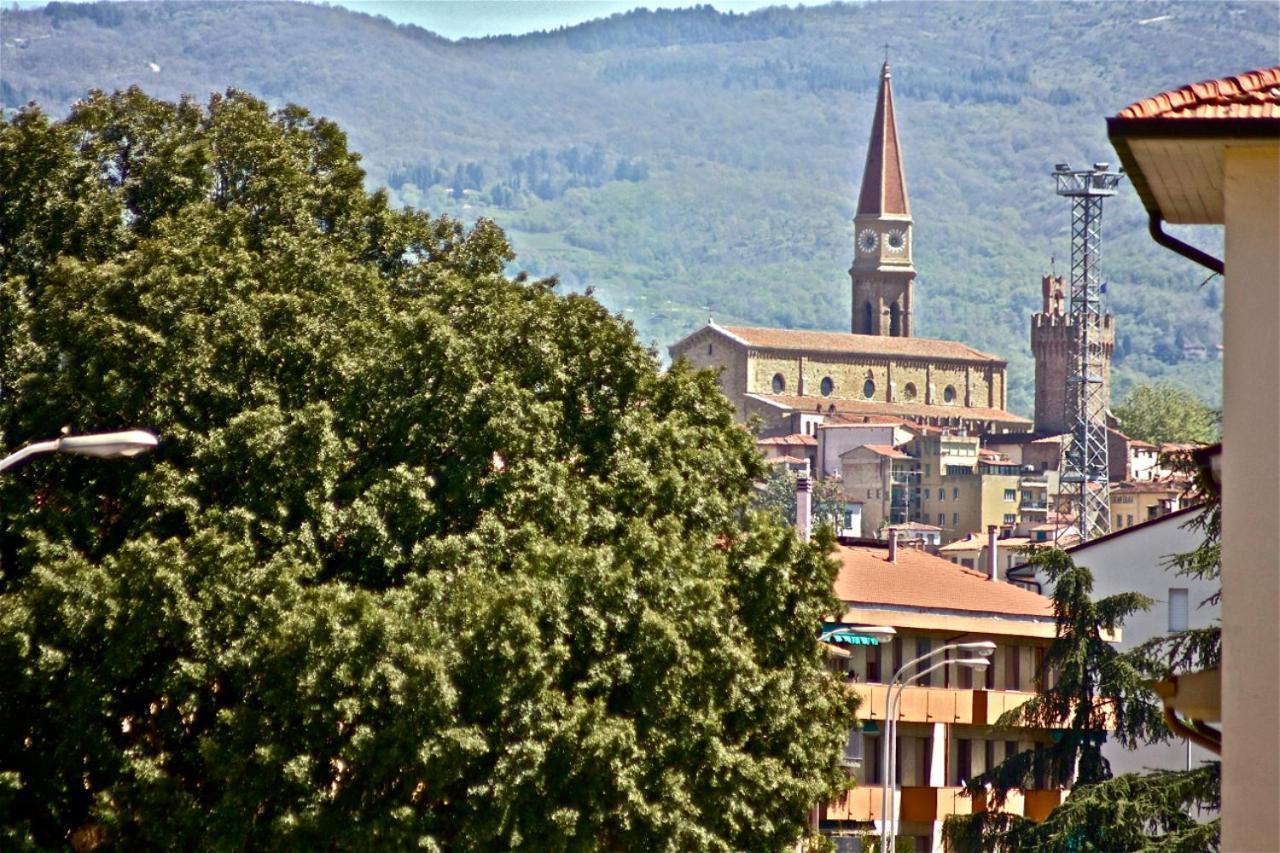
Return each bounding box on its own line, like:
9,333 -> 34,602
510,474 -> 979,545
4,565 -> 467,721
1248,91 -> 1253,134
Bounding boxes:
852,685 -> 1049,727
823,785 -> 1066,823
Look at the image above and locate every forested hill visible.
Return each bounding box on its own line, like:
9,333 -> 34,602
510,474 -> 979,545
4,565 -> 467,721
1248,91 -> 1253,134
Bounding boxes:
3,1 -> 1277,413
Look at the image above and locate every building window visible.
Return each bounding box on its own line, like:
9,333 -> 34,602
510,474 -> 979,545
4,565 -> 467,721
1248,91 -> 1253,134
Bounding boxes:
1003,513 -> 1016,524
954,739 -> 972,785
863,379 -> 876,399
707,343 -> 713,355
1116,514 -> 1124,528
925,464 -> 931,477
914,638 -> 932,687
1004,489 -> 1017,502
953,487 -> 960,500
952,512 -> 959,526
938,490 -> 946,502
771,373 -> 785,393
903,382 -> 917,401
1005,646 -> 1021,691
944,385 -> 957,404
1169,588 -> 1189,632
820,376 -> 834,397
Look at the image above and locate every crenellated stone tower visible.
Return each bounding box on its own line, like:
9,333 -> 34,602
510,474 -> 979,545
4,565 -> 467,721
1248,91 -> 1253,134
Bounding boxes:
850,61 -> 915,338
1030,274 -> 1114,434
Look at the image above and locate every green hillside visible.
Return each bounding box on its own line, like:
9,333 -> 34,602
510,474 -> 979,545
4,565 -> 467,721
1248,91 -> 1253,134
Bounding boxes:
4,0 -> 1275,414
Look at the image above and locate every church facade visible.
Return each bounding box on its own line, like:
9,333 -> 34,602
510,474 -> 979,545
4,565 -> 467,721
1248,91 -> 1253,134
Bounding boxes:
669,61 -> 1030,436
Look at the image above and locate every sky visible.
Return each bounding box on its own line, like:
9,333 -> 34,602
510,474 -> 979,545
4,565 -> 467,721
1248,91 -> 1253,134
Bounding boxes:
318,1 -> 789,40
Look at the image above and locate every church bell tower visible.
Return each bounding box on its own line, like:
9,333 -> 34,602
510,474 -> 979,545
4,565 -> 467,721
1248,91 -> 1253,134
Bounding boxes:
851,61 -> 915,337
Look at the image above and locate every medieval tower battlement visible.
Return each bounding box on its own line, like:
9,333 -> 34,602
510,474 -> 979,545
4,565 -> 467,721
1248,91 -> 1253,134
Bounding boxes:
1030,274 -> 1114,434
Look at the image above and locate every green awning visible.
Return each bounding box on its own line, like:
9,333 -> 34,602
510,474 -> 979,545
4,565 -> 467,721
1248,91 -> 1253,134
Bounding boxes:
820,622 -> 883,646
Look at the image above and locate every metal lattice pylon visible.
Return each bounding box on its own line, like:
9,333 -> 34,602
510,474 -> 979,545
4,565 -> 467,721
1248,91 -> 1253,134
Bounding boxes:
1053,163 -> 1123,544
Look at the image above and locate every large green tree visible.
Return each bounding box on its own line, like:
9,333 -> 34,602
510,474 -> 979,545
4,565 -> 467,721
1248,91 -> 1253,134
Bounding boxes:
0,88 -> 855,851
1113,383 -> 1219,446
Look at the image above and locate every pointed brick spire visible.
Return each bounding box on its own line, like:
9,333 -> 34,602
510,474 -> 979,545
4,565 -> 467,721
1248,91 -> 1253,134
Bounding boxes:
856,61 -> 910,217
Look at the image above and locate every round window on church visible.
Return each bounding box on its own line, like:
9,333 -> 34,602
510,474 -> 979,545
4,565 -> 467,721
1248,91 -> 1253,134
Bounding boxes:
944,385 -> 957,404
903,382 -> 917,401
820,376 -> 834,397
863,379 -> 876,399
772,373 -> 786,394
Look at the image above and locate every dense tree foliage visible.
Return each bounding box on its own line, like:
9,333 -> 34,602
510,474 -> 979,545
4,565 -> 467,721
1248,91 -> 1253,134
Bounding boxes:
1113,383 -> 1220,446
0,88 -> 856,851
751,467 -> 847,531
4,2 -> 1272,414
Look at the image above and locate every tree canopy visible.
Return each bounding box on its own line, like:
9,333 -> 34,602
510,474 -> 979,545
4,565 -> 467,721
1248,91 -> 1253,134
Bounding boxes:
0,88 -> 855,851
1113,383 -> 1219,447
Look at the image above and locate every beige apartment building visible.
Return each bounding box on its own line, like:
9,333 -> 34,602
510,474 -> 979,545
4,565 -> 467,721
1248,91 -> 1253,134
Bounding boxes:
1107,65 -> 1279,850
821,540 -> 1072,851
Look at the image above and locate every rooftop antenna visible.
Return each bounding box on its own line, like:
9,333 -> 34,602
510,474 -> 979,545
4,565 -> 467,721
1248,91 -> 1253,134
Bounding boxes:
1053,161 -> 1124,544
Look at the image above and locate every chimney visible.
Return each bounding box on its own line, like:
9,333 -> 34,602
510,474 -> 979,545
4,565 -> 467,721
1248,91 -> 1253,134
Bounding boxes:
796,476 -> 812,542
986,524 -> 999,581
888,527 -> 899,563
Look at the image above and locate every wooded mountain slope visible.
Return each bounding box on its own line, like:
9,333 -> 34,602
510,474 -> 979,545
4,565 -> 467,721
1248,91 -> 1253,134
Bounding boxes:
4,0 -> 1276,413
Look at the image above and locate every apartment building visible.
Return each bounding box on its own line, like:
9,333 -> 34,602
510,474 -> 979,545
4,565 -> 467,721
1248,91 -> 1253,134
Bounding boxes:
1108,478 -> 1189,531
838,431 -> 1030,543
820,537 -> 1072,852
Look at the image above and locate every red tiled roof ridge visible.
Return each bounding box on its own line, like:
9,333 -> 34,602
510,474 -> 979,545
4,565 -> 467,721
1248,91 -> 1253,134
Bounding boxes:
1116,66 -> 1280,120
834,544 -> 1053,619
748,392 -> 1032,426
715,324 -> 1004,362
757,433 -> 818,446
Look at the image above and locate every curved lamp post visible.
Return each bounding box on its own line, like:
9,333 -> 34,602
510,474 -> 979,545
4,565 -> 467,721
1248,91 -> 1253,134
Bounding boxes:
0,430 -> 158,474
881,640 -> 996,852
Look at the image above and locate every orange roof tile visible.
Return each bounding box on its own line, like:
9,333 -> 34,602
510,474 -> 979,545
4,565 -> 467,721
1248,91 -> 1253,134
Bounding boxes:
748,392 -> 1032,426
833,544 -> 1054,620
757,433 -> 818,446
853,443 -> 911,459
718,324 -> 1002,363
1116,66 -> 1280,120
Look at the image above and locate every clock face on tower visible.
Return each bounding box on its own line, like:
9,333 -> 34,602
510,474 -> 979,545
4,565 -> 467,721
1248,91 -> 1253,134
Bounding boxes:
857,228 -> 878,254
885,228 -> 907,254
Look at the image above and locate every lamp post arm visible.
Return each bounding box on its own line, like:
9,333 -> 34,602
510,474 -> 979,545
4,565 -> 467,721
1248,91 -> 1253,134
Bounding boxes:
884,647 -> 991,851
0,440 -> 60,474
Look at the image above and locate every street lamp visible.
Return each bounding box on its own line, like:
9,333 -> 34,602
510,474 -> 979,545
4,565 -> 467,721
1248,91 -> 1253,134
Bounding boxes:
0,430 -> 159,474
880,640 -> 996,852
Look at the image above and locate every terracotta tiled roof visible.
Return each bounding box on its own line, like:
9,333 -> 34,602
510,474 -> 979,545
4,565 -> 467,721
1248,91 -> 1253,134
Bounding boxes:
817,415 -> 909,429
718,324 -> 1002,363
857,61 -> 911,217
939,534 -> 1031,552
748,393 -> 1032,426
757,433 -> 818,446
1116,66 -> 1280,120
833,544 -> 1054,620
851,443 -> 911,459
890,521 -> 941,531
1111,478 -> 1191,494
765,455 -> 809,465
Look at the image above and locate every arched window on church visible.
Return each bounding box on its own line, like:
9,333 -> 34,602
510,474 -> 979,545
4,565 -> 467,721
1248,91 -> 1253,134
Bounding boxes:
889,301 -> 901,337
863,302 -> 874,335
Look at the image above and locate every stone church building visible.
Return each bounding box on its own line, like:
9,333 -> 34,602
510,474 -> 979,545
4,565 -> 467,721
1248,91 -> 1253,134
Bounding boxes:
669,61 -> 1032,437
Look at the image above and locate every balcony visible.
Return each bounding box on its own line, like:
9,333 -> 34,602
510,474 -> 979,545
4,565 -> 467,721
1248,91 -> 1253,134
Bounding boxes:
823,785 -> 1066,823
900,786 -> 981,821
853,685 -> 1047,727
